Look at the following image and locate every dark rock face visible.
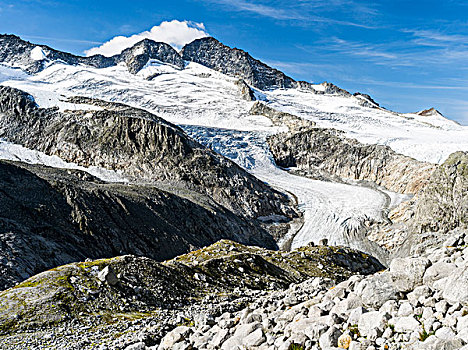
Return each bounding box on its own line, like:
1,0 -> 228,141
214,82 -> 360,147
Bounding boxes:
412,151 -> 468,233
267,127 -> 435,194
0,86 -> 294,220
234,79 -> 256,101
181,37 -> 296,90
0,34 -> 182,74
353,92 -> 380,108
0,161 -> 277,291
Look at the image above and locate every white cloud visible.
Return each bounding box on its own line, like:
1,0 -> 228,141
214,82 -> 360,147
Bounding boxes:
84,20 -> 209,57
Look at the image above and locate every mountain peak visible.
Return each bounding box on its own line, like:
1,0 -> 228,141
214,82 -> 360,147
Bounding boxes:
416,107 -> 443,117
181,36 -> 296,90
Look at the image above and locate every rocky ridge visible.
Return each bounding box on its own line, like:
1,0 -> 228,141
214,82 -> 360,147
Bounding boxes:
267,126 -> 435,194
181,37 -> 296,91
0,86 -> 294,221
0,34 -> 183,74
0,240 -> 384,349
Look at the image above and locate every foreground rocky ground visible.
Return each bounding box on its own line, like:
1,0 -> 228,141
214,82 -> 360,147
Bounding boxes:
2,229 -> 467,350
0,240 -> 383,349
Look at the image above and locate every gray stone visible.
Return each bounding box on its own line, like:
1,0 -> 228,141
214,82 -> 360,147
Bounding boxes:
318,325 -> 341,348
125,343 -> 146,350
243,328 -> 266,347
389,257 -> 431,292
423,261 -> 457,289
159,326 -> 192,350
98,266 -> 119,286
443,265 -> 468,305
355,272 -> 398,309
393,316 -> 421,333
358,311 -> 389,337
398,302 -> 414,317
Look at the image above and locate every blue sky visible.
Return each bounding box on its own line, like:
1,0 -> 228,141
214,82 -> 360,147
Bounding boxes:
1,0 -> 467,124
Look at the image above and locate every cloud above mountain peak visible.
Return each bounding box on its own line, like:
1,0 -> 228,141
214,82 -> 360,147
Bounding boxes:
84,20 -> 208,57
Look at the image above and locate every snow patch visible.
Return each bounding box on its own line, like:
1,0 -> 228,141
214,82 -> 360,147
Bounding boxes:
30,46 -> 47,61
0,140 -> 128,183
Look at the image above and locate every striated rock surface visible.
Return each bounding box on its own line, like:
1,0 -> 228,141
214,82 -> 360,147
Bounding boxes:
0,160 -> 277,290
181,37 -> 296,90
0,86 -> 294,221
412,151 -> 468,233
267,127 -> 435,194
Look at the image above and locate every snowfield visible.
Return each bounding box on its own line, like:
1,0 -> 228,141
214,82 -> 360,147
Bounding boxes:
0,140 -> 128,183
1,61 -> 467,250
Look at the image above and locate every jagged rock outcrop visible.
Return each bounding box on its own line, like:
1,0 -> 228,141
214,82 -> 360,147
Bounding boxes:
411,151 -> 468,233
0,86 -> 294,220
181,37 -> 296,90
417,107 -> 443,117
267,127 -> 435,194
117,39 -> 184,73
354,92 -> 380,108
234,79 -> 255,101
0,160 -> 279,290
0,34 -> 183,74
249,101 -> 315,130
0,239 -> 383,344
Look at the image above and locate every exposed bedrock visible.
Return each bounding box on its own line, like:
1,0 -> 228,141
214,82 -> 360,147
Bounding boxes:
181,37 -> 296,91
0,160 -> 277,291
267,127 -> 435,194
412,151 -> 468,233
0,86 -> 295,221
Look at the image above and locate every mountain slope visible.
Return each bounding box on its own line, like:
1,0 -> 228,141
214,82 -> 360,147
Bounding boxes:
0,86 -> 293,221
0,160 -> 278,290
0,34 -> 467,256
181,37 -> 296,90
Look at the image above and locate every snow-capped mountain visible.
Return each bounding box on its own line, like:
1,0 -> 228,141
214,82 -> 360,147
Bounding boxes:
0,33 -> 467,256
2,32 -> 468,350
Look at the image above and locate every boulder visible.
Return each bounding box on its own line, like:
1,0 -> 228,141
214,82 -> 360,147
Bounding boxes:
355,272 -> 398,309
443,265 -> 468,305
423,261 -> 456,289
358,311 -> 390,338
389,257 -> 431,292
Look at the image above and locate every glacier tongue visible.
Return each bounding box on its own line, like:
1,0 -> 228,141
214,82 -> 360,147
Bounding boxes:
182,125 -> 388,249
1,60 -> 468,251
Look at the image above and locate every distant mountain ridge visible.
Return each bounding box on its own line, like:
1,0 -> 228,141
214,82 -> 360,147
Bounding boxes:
0,34 -> 360,97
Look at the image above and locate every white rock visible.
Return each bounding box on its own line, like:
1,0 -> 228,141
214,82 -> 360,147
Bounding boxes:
358,311 -> 389,337
98,266 -> 119,286
243,328 -> 266,347
424,261 -> 456,289
435,327 -> 455,340
392,316 -> 421,333
389,257 -> 431,292
443,265 -> 468,305
355,272 -> 398,309
398,302 -> 414,317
